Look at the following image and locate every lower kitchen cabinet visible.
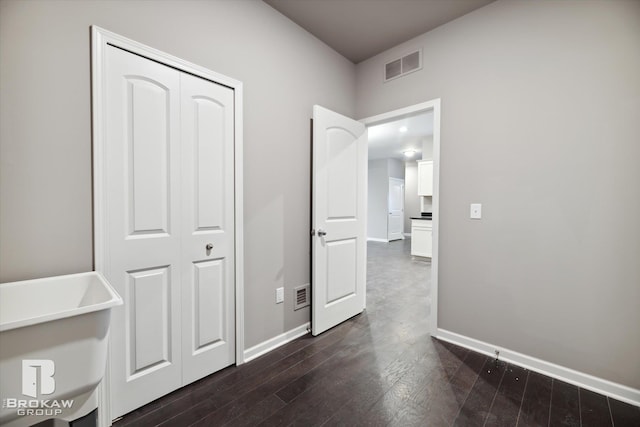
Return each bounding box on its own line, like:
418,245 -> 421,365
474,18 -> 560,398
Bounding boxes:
411,219 -> 432,258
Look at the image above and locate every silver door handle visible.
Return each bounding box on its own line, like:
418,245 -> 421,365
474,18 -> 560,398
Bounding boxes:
206,243 -> 213,250
317,229 -> 327,237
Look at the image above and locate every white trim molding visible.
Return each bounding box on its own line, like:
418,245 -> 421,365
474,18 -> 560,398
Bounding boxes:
367,237 -> 389,243
360,99 -> 441,337
244,323 -> 310,363
435,328 -> 640,407
91,25 -> 245,426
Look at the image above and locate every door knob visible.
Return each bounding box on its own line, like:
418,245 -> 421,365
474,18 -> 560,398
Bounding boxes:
317,229 -> 327,237
206,243 -> 213,250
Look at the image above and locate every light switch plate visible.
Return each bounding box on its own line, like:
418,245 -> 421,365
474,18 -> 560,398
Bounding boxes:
470,203 -> 482,219
276,287 -> 284,304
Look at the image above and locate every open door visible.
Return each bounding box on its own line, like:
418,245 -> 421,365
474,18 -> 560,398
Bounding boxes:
312,105 -> 367,336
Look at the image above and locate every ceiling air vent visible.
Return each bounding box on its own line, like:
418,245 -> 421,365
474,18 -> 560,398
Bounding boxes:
294,284 -> 310,311
384,49 -> 422,82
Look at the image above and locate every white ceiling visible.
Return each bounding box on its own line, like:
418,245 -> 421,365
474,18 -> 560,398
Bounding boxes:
368,111 -> 433,161
264,0 -> 495,63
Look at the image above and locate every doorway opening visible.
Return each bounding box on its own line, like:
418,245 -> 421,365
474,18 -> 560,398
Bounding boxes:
361,100 -> 441,334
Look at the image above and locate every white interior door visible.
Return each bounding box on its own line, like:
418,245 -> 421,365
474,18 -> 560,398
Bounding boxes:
104,45 -> 235,418
312,105 -> 367,336
388,177 -> 404,241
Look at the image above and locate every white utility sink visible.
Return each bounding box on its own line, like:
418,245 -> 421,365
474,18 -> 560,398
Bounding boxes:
0,272 -> 122,427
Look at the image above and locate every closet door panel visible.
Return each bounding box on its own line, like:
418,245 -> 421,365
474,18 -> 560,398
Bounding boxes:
180,73 -> 236,385
105,45 -> 182,418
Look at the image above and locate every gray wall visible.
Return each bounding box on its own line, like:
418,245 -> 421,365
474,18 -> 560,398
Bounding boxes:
422,135 -> 433,160
0,0 -> 355,349
387,158 -> 405,180
367,159 -> 388,240
404,162 -> 420,234
356,0 -> 640,389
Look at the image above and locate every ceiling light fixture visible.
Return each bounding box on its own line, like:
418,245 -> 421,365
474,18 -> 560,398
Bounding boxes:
403,150 -> 416,157
399,126 -> 408,133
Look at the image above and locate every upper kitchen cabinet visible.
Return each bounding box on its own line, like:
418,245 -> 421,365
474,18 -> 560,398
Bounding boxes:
417,160 -> 433,196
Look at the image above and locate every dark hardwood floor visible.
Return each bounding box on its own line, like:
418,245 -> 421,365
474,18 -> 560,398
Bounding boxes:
115,240 -> 640,426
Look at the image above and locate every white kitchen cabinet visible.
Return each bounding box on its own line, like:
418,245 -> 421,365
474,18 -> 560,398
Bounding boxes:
411,219 -> 432,258
417,160 -> 433,196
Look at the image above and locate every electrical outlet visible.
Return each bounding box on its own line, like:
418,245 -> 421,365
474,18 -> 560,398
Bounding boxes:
470,203 -> 482,219
276,287 -> 284,304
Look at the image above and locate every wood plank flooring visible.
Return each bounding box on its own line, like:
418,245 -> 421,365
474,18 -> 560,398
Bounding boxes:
115,240 -> 640,426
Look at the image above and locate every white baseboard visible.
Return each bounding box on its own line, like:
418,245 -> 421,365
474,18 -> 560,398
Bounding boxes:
243,322 -> 310,363
367,237 -> 389,242
435,328 -> 640,407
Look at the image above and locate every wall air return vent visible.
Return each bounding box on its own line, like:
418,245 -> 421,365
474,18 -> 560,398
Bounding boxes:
294,284 -> 310,310
384,49 -> 422,82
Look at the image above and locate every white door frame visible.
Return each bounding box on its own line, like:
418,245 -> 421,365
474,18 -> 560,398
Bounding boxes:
360,99 -> 441,335
91,26 -> 245,426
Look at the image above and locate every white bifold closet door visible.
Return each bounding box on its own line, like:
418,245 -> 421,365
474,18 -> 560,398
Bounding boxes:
105,45 -> 235,418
